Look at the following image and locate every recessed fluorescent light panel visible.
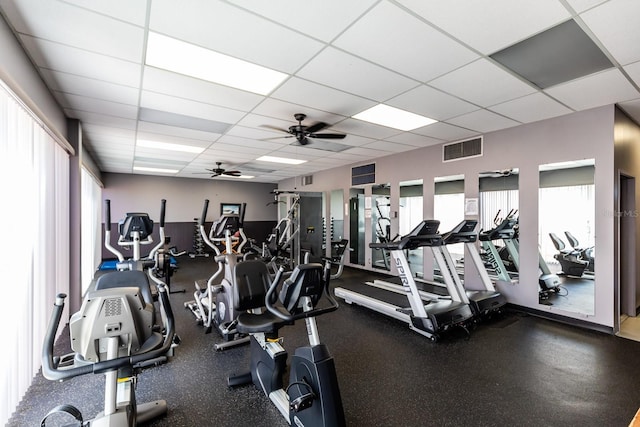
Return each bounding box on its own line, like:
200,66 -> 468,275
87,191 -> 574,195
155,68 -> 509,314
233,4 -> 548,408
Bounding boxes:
353,104 -> 437,131
146,32 -> 288,95
257,155 -> 307,165
229,174 -> 255,179
133,166 -> 179,174
137,139 -> 205,154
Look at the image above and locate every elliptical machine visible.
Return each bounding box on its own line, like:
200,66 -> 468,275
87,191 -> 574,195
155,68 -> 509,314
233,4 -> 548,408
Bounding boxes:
227,260 -> 345,426
184,200 -> 250,350
548,232 -> 589,277
41,202 -> 178,426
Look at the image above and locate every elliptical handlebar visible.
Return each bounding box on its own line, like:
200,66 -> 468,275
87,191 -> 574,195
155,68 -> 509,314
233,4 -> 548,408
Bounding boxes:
160,198 -> 166,227
42,285 -> 176,382
199,199 -> 209,227
104,199 -> 124,262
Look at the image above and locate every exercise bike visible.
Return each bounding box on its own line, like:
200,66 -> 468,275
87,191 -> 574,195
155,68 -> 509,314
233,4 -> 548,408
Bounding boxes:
41,254 -> 177,426
227,260 -> 346,426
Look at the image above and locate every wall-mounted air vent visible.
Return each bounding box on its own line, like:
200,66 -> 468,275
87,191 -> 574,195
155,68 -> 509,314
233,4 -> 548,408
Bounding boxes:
302,175 -> 313,186
442,137 -> 483,162
352,163 -> 375,186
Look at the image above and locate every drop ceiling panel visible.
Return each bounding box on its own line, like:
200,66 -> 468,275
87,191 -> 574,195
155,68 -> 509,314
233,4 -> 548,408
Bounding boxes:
142,66 -> 264,112
149,0 -> 323,73
19,36 -> 141,87
489,92 -> 574,123
580,0 -> 640,65
384,133 -> 443,147
271,77 -> 375,117
296,47 -> 418,101
334,1 -> 478,82
68,111 -> 137,129
136,121 -> 222,142
133,148 -> 199,163
446,109 -> 520,133
1,0 -> 144,61
250,98 -> 346,126
545,69 -> 640,111
62,0 -> 148,25
429,59 -> 537,107
59,93 -> 139,119
625,61 -> 640,86
227,0 -> 377,42
41,69 -> 139,105
396,0 -> 571,54
331,118 -> 402,140
411,122 -> 478,141
140,91 -> 245,124
364,140 -> 416,153
387,85 -> 479,121
565,0 -> 608,13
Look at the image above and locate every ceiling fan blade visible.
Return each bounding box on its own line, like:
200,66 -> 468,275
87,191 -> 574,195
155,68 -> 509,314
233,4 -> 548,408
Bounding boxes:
309,133 -> 346,139
260,124 -> 291,134
224,170 -> 242,176
260,135 -> 294,141
306,121 -> 330,134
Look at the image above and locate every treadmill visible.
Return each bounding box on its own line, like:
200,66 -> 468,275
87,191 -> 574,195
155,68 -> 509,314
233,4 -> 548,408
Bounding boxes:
440,220 -> 507,316
479,213 -> 520,285
334,220 -> 474,342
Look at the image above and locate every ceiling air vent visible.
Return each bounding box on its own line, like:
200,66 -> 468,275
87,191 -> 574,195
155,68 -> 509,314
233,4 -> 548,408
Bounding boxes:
442,137 -> 483,162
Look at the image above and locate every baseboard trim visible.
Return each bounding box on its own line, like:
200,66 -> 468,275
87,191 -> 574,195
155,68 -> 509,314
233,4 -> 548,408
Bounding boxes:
507,303 -> 614,335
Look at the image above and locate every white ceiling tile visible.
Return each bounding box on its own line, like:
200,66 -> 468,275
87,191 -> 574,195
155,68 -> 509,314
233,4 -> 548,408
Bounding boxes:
66,110 -> 137,129
136,121 -> 222,143
61,0 -> 148,24
149,0 -> 323,73
545,69 -> 640,110
580,0 -> 640,65
331,118 -> 402,140
489,92 -> 574,123
411,122 -> 479,141
134,148 -> 198,163
565,0 -> 608,13
59,93 -> 139,119
429,59 -> 537,107
226,0 -> 376,42
296,47 -> 418,101
142,67 -> 264,112
447,109 -> 521,133
396,0 -> 571,54
216,135 -> 284,152
271,77 -> 376,117
387,85 -> 479,121
334,1 -> 478,81
364,140 -> 416,153
42,69 -> 139,105
625,61 -> 640,87
140,91 -> 246,124
2,0 -> 144,61
385,133 -> 443,147
618,98 -> 640,125
19,36 -> 141,87
250,98 -> 347,125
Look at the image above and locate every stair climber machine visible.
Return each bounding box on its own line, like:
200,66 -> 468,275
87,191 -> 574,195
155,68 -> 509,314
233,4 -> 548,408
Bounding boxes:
184,199 -> 250,350
227,260 -> 345,426
334,220 -> 474,342
440,220 -> 507,318
549,233 -> 590,277
41,205 -> 179,426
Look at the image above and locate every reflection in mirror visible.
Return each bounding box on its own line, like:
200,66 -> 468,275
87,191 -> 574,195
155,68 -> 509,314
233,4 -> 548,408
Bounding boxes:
330,189 -> 345,242
538,159 -> 595,315
434,175 -> 465,264
371,184 -> 391,270
399,180 -> 424,276
349,188 -> 365,266
478,169 -> 520,286
299,192 -> 324,263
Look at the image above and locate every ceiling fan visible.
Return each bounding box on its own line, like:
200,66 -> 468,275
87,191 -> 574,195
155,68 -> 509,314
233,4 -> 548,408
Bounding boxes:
262,113 -> 346,145
196,162 -> 242,178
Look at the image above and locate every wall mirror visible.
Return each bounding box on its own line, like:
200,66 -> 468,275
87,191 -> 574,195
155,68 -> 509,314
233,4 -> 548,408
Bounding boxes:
538,159 -> 595,315
349,187 -> 365,266
433,175 -> 465,282
329,189 -> 346,258
371,184 -> 391,271
299,191 -> 324,262
399,179 -> 424,277
478,168 -> 520,286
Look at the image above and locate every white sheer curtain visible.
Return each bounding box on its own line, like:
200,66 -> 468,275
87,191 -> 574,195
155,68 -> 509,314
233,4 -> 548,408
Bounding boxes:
0,81 -> 70,426
81,167 -> 102,295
